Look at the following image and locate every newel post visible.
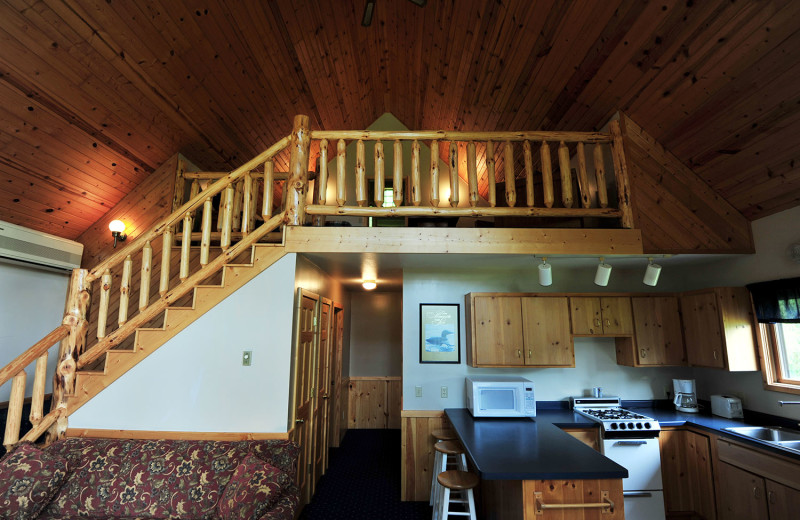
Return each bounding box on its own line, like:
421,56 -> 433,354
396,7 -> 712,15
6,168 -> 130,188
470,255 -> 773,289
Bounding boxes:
609,119 -> 635,229
48,268 -> 91,441
286,114 -> 311,226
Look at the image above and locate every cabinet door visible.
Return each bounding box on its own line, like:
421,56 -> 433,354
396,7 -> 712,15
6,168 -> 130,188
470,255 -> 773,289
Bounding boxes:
570,297 -> 602,335
600,297 -> 633,335
472,296 -> 524,366
632,296 -> 686,366
717,462 -> 768,520
680,292 -> 725,368
767,479 -> 800,520
685,430 -> 716,520
521,297 -> 573,366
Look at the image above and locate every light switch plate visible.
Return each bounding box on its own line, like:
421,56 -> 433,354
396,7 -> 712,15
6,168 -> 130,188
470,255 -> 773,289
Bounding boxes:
415,386 -> 423,397
242,351 -> 252,366
441,386 -> 448,398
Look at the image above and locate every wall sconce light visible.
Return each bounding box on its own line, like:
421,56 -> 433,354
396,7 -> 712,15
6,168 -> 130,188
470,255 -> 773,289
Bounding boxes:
643,257 -> 662,286
109,220 -> 127,248
594,257 -> 612,287
538,257 -> 552,286
362,280 -> 377,290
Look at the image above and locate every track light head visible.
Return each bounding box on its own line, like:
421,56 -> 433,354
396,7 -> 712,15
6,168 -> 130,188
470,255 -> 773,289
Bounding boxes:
594,257 -> 612,287
643,257 -> 662,287
538,257 -> 552,287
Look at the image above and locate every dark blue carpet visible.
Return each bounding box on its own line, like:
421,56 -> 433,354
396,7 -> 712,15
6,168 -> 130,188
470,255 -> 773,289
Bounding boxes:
299,429 -> 432,519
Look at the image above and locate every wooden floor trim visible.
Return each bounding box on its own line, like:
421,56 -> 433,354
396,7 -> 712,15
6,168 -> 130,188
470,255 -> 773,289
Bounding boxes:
65,428 -> 290,441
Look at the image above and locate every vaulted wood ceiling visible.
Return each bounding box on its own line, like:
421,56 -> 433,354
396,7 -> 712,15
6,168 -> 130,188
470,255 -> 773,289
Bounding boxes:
1,0 -> 798,240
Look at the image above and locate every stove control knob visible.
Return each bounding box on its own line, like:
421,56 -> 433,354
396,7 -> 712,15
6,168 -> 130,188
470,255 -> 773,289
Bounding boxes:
644,422 -> 652,429
619,423 -> 626,429
636,423 -> 643,429
628,422 -> 635,429
610,423 -> 618,430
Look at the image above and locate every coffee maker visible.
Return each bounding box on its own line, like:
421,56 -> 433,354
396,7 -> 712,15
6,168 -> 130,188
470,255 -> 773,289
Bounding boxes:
673,379 -> 699,413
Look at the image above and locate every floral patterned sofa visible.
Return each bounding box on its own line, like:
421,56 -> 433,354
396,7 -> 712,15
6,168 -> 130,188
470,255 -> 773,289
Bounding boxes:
0,437 -> 300,519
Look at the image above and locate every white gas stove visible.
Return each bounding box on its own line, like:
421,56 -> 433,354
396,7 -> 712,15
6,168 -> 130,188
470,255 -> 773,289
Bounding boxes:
572,396 -> 665,520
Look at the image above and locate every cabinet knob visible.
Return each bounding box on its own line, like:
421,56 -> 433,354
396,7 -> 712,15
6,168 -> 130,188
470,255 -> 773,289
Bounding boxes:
606,319 -> 610,327
713,350 -> 718,360
295,419 -> 305,424
640,348 -> 647,358
595,318 -> 601,327
517,349 -> 521,358
528,349 -> 532,359
753,487 -> 761,499
768,491 -> 775,504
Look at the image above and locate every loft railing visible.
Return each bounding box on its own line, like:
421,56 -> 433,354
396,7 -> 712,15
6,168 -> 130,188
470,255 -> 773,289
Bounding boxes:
0,114 -> 636,450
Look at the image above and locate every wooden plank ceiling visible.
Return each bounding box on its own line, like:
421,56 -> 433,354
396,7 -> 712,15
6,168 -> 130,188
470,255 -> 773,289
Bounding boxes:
0,0 -> 798,239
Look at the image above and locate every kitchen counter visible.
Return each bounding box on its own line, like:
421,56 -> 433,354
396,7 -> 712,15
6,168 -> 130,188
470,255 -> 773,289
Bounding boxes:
444,408 -> 627,480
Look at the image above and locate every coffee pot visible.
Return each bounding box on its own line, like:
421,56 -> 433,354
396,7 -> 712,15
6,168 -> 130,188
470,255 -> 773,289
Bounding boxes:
673,379 -> 699,413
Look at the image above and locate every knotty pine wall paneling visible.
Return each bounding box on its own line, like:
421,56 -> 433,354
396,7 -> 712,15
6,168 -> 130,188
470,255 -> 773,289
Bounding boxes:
346,377 -> 401,430
400,411 -> 449,502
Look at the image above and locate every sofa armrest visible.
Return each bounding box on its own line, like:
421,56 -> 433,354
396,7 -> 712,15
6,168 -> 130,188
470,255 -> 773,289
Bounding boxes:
257,484 -> 300,520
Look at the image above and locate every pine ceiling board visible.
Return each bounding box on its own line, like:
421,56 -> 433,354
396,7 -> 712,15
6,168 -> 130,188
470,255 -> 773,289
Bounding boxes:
735,181 -> 800,220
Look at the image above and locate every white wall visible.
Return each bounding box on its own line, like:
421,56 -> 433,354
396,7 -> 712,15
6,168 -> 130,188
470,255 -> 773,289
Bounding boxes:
349,291 -> 402,377
69,254 -> 297,432
402,268 -> 690,411
0,262 -> 69,401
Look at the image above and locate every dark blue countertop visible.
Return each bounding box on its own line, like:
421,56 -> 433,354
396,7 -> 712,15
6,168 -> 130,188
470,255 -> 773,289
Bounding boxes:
444,408 -> 628,480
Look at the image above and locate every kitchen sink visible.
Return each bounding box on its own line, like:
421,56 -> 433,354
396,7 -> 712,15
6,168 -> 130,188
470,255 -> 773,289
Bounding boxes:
724,426 -> 800,452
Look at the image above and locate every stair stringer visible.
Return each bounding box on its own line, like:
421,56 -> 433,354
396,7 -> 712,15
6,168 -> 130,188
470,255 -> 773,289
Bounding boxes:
67,244 -> 287,415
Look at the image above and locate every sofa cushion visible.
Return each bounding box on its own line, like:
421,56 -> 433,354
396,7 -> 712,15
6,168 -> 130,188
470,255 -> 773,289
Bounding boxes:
246,441 -> 299,479
0,442 -> 69,520
217,453 -> 292,520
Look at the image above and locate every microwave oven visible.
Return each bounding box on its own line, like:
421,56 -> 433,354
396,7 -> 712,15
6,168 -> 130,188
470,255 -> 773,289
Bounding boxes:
465,376 -> 536,418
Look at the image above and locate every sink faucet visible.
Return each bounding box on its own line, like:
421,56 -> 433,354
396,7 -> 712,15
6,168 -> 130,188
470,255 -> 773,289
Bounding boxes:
778,401 -> 800,406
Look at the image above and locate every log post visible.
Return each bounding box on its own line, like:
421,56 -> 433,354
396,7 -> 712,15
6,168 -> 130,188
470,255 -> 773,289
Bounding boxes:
504,141 -> 516,207
286,114 -> 311,225
430,140 -> 440,207
97,269 -> 112,338
449,141 -> 459,207
200,198 -> 213,266
216,191 -> 225,231
375,140 -> 385,207
336,139 -> 346,206
558,141 -> 573,208
393,140 -> 404,206
188,179 -> 200,224
594,144 -> 608,208
231,181 -> 244,231
486,140 -> 496,207
356,139 -> 367,207
118,255 -> 132,326
4,371 -> 26,449
180,213 -> 192,280
609,120 -> 634,228
139,241 -> 152,311
576,142 -> 592,208
411,140 -> 421,206
318,139 -> 328,205
541,141 -> 554,208
30,353 -> 48,424
49,268 -> 91,442
247,176 -> 257,232
159,227 -> 173,297
263,159 -> 274,219
242,173 -> 253,234
467,141 -> 478,207
221,185 -> 234,249
523,140 -> 535,207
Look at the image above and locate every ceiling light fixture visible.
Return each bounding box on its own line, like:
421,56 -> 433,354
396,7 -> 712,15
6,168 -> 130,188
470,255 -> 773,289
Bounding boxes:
362,280 -> 377,290
538,257 -> 552,286
594,257 -> 612,287
109,219 -> 127,248
643,257 -> 662,287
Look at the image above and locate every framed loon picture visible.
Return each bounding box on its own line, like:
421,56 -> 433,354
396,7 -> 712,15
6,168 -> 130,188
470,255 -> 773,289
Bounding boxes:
420,303 -> 461,364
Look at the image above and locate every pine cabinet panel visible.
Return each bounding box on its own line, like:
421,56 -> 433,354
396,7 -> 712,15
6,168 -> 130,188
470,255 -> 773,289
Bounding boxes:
717,462 -> 769,520
681,292 -> 724,368
659,429 -> 715,519
570,297 -> 632,336
521,297 -> 574,367
472,296 -> 524,366
631,296 -> 686,366
601,297 -> 634,335
766,480 -> 800,520
570,297 -> 603,335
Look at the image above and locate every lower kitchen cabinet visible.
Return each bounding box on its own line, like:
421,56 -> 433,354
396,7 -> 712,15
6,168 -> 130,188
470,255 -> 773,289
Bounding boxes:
561,427 -> 600,451
659,428 -> 715,519
716,437 -> 800,520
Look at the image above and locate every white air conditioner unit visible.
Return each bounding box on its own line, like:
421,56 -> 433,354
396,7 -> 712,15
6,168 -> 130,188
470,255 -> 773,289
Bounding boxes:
0,220 -> 83,271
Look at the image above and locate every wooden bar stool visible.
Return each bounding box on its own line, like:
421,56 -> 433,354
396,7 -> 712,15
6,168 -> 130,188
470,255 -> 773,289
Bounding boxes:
432,440 -> 468,518
430,430 -> 460,505
435,470 -> 478,520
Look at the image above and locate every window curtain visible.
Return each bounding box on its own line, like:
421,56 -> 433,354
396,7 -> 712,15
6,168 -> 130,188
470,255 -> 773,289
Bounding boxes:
747,277 -> 800,323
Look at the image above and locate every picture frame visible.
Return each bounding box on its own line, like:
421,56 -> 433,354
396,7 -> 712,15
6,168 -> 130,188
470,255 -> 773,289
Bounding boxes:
419,303 -> 461,364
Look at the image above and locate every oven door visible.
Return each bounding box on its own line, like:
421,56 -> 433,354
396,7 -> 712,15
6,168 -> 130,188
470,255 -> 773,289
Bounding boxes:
601,438 -> 663,491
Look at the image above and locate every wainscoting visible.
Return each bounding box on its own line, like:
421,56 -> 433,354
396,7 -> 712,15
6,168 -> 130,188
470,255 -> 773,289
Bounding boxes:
347,377 -> 401,429
400,411 -> 450,502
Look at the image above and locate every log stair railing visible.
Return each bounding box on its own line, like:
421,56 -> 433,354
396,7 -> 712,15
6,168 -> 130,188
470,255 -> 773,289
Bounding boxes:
0,114 -> 637,451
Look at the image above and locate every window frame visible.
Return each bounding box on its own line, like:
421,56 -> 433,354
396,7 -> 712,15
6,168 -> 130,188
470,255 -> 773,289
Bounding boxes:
758,322 -> 800,394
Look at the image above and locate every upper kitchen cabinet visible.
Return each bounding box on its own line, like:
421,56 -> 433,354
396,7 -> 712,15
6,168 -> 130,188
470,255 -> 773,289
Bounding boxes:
616,296 -> 686,367
466,293 -> 574,368
570,297 -> 633,336
679,287 -> 758,371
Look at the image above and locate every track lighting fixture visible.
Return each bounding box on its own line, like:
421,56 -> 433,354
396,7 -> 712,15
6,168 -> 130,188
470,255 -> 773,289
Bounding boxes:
643,257 -> 662,287
538,257 -> 552,286
594,257 -> 612,287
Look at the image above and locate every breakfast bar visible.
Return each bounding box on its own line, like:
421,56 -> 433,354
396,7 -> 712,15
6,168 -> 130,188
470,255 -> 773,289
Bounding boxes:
445,408 -> 628,519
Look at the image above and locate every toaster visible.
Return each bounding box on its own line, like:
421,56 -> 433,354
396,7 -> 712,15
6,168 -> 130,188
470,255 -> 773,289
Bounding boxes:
711,395 -> 743,418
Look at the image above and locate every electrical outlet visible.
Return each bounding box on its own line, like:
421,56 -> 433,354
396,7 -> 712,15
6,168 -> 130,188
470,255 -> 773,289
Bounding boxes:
242,351 -> 252,366
441,386 -> 448,398
415,386 -> 423,397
